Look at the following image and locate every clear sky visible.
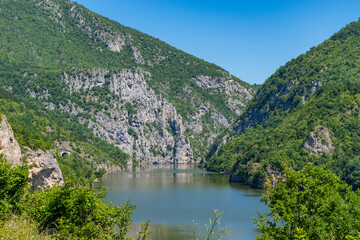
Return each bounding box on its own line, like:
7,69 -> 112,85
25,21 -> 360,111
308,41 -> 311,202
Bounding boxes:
74,0 -> 360,84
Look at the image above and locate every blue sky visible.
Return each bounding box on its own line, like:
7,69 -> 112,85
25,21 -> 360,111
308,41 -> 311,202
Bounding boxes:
75,0 -> 360,84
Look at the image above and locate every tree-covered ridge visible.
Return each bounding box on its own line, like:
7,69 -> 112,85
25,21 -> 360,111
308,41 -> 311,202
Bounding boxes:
228,18 -> 360,135
206,18 -> 360,188
0,0 -> 251,102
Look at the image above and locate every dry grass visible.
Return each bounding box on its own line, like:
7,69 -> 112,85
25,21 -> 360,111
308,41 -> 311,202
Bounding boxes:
0,216 -> 52,240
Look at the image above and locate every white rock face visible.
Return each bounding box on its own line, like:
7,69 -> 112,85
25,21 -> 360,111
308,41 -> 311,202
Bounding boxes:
0,114 -> 22,165
192,75 -> 253,115
57,68 -> 256,164
59,67 -> 194,164
131,46 -> 145,64
26,148 -> 64,190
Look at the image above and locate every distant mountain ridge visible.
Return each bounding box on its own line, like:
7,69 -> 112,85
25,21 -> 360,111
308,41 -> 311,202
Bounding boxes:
0,0 -> 255,178
207,19 -> 360,189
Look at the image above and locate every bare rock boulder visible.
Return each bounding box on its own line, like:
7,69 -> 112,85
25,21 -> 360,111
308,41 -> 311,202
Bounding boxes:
0,114 -> 22,165
25,148 -> 64,190
304,125 -> 334,155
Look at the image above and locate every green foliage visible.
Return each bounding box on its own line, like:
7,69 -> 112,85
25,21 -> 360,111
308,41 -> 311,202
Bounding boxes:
193,209 -> 227,240
0,157 -> 149,240
25,183 -> 136,239
255,164 -> 360,240
128,127 -> 139,140
125,102 -> 137,115
0,90 -> 128,181
0,155 -> 29,220
136,220 -> 152,240
94,168 -> 107,181
347,232 -> 360,240
149,145 -> 164,157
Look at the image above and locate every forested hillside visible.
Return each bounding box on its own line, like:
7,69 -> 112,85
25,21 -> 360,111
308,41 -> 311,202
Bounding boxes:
0,88 -> 128,182
207,19 -> 360,189
0,0 -> 255,175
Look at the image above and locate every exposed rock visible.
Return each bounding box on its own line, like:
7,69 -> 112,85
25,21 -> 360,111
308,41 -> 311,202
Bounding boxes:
174,136 -> 193,164
265,165 -> 284,188
192,75 -> 253,115
69,4 -> 126,52
25,148 -> 64,190
33,0 -> 65,28
301,81 -> 323,104
0,114 -> 63,189
59,67 -> 194,164
304,125 -> 334,155
230,162 -> 284,189
131,46 -> 145,64
0,114 -> 22,165
95,163 -> 122,173
182,75 -> 254,158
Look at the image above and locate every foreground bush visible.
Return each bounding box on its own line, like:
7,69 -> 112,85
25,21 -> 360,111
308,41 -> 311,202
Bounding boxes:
24,183 -> 136,239
255,164 -> 360,239
0,155 -> 145,239
0,154 -> 28,220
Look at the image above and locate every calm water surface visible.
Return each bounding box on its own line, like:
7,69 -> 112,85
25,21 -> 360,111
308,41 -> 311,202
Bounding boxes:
94,165 -> 267,240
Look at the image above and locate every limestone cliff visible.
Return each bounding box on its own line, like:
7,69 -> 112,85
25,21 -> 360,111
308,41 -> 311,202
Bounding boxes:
57,67 -> 193,164
0,114 -> 22,165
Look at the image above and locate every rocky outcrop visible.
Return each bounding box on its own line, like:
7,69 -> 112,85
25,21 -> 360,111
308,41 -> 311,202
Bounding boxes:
0,114 -> 22,165
25,148 -> 64,190
33,0 -> 65,29
0,114 -> 63,190
95,163 -> 122,173
69,4 -> 126,53
230,162 -> 284,189
1,0 -> 256,166
68,2 -> 146,64
304,125 -> 334,155
191,75 -> 253,115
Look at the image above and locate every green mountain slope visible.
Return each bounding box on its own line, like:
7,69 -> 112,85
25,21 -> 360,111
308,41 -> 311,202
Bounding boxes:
0,0 -> 255,166
206,19 -> 360,189
0,88 -> 128,181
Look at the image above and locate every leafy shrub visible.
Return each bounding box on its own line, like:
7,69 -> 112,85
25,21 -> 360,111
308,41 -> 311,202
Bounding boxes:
255,164 -> 360,239
0,155 -> 28,220
25,183 -> 136,239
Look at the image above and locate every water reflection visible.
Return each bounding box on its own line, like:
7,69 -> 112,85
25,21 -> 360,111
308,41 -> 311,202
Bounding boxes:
94,164 -> 266,240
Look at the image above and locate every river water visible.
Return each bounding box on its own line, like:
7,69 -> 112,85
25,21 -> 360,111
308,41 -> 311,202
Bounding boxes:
94,164 -> 267,240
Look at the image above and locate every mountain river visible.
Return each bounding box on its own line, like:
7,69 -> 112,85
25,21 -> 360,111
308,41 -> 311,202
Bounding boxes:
94,164 -> 267,239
